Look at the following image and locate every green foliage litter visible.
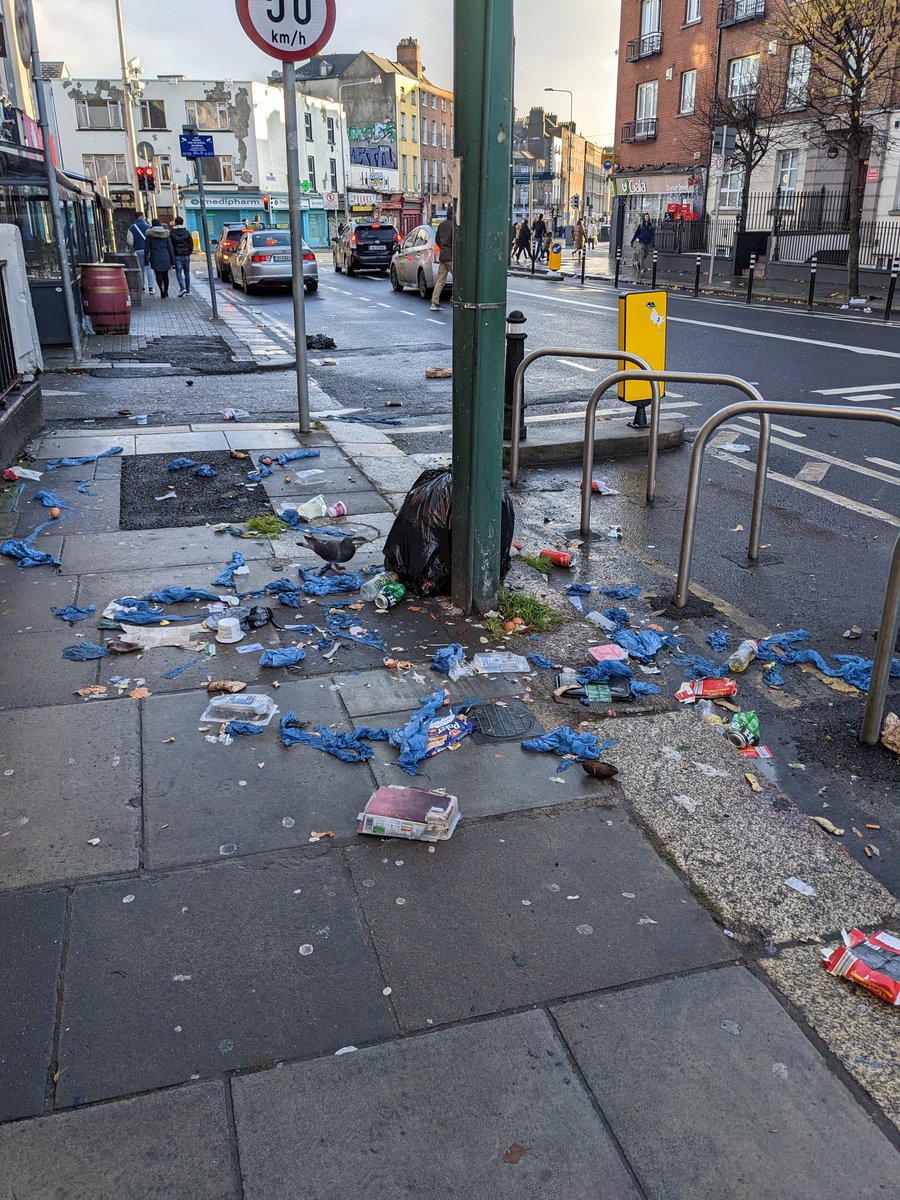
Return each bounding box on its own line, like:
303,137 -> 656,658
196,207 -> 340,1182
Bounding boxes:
484,589 -> 567,638
518,552 -> 553,576
245,514 -> 289,538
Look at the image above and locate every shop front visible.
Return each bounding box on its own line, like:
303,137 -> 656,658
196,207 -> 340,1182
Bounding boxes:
609,171 -> 705,225
380,192 -> 425,237
183,193 -> 331,249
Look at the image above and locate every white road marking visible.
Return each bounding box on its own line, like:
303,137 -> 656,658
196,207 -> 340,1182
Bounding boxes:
844,393 -> 894,403
734,414 -> 806,438
426,318 -> 445,325
398,402 -> 689,435
42,390 -> 87,396
399,310 -> 415,316
720,422 -> 900,486
559,359 -> 598,372
813,381 -> 900,395
796,461 -> 830,483
377,302 -> 392,309
866,457 -> 900,472
715,451 -> 900,528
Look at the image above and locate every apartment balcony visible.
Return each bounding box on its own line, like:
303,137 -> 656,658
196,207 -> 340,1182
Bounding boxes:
620,119 -> 657,144
625,32 -> 662,62
717,0 -> 765,26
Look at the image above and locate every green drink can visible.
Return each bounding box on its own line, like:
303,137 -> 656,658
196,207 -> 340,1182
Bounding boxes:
727,711 -> 760,748
375,581 -> 406,611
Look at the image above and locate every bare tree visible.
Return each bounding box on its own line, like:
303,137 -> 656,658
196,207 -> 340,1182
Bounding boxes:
775,0 -> 900,295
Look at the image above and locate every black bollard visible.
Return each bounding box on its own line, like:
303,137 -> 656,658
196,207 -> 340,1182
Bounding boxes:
807,256 -> 817,310
651,248 -> 658,289
885,259 -> 899,322
614,246 -> 621,289
503,309 -> 528,442
693,255 -> 701,297
581,241 -> 587,285
746,253 -> 756,304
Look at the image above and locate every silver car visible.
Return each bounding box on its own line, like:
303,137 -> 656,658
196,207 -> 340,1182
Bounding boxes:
390,225 -> 452,299
231,230 -> 319,294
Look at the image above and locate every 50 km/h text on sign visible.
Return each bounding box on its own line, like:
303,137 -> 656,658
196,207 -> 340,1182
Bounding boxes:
235,0 -> 336,60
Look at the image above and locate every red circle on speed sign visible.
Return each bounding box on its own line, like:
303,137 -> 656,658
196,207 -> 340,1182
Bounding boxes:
235,0 -> 336,63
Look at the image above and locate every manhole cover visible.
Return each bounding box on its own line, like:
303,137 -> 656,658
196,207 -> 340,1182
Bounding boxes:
468,700 -> 543,742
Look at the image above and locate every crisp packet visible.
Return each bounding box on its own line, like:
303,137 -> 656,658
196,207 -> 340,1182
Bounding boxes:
675,678 -> 738,703
822,929 -> 900,1005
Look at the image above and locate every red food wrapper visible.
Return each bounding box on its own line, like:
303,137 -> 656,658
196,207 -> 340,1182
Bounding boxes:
675,678 -> 738,703
739,745 -> 773,760
822,929 -> 900,1006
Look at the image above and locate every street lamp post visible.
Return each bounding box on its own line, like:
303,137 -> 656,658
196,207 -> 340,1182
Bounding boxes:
337,77 -> 379,229
545,87 -> 573,237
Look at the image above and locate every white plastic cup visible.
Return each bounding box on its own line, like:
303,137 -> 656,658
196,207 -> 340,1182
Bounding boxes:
216,616 -> 243,643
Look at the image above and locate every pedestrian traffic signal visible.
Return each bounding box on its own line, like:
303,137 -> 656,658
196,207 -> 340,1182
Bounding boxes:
136,166 -> 157,193
262,194 -> 271,216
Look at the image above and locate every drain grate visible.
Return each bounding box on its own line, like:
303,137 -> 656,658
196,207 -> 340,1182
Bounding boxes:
467,700 -> 543,742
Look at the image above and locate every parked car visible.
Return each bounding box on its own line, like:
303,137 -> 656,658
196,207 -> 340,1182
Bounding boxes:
333,221 -> 400,275
214,222 -> 270,282
390,224 -> 452,299
231,230 -> 319,293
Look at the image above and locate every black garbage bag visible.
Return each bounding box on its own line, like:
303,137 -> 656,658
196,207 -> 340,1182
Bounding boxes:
383,469 -> 515,596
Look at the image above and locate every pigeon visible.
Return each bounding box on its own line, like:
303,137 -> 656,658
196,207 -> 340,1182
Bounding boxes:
304,533 -> 367,575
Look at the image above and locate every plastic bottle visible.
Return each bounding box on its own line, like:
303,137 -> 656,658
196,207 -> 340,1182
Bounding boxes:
360,572 -> 395,601
728,638 -> 758,673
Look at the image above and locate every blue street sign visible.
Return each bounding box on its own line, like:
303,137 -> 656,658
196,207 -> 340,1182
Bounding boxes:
603,159 -> 613,171
179,133 -> 215,159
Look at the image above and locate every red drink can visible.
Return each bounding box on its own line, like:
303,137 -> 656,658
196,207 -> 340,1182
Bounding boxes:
539,549 -> 573,568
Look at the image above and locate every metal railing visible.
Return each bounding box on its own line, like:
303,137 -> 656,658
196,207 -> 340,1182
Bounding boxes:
626,33 -> 662,60
508,348 -> 661,501
620,119 -> 657,143
718,0 -> 766,24
861,533 -> 900,746
579,372 -> 769,538
0,263 -> 20,404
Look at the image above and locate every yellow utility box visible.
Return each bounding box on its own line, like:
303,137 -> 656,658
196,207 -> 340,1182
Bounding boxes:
617,289 -> 667,403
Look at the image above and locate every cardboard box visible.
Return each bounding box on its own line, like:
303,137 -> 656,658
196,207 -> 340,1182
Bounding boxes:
358,785 -> 460,842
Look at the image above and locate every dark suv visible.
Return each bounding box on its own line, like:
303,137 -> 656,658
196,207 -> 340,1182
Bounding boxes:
333,221 -> 400,275
215,222 -> 270,282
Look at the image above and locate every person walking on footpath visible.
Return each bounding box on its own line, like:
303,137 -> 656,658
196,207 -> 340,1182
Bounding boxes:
514,218 -> 532,263
587,217 -> 598,249
170,217 -> 194,297
431,205 -> 453,312
126,211 -> 153,293
532,212 -> 547,261
630,212 -> 656,277
144,219 -> 175,298
573,216 -> 587,264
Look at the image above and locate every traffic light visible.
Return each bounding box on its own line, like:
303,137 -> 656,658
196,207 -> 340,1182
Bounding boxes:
262,194 -> 271,216
136,166 -> 157,193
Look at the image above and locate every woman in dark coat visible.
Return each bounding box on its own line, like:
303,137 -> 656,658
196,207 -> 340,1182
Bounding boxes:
144,220 -> 175,298
514,218 -> 532,262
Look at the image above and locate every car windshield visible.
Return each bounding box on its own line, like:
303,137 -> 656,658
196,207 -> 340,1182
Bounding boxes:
252,232 -> 290,247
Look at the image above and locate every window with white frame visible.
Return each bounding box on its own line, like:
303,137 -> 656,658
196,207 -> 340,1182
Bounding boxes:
441,97 -> 446,112
685,0 -> 701,22
775,148 -> 799,199
82,152 -> 128,183
326,115 -> 335,145
329,157 -> 338,191
155,154 -> 172,184
304,111 -> 313,140
432,94 -> 437,109
719,165 -> 744,208
432,119 -> 438,146
641,0 -> 661,35
185,100 -> 229,131
75,97 -> 123,130
785,44 -> 810,108
400,111 -> 407,140
413,156 -> 419,190
679,69 -> 696,114
441,160 -> 448,193
139,98 -> 166,130
307,156 -> 317,192
635,80 -> 658,136
727,54 -> 759,100
411,114 -> 417,142
423,158 -> 430,193
402,154 -> 408,190
199,155 -> 234,183
441,123 -> 447,148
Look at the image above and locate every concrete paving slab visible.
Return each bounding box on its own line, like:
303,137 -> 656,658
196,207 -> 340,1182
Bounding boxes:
233,1008 -> 639,1200
0,628 -> 101,712
262,466 -> 387,499
277,488 -> 392,515
92,454 -> 124,480
337,666 -> 530,718
57,852 -> 395,1104
73,562 -> 270,611
14,479 -> 120,538
142,680 -> 377,867
345,806 -> 736,1031
33,436 -> 136,458
352,454 -> 424,494
57,527 -> 276,574
134,432 -> 230,455
762,946 -> 900,1133
223,429 -> 301,449
510,417 -> 684,468
0,566 -> 77,634
0,1081 -> 239,1200
553,966 -> 900,1198
0,889 -> 65,1121
0,700 -> 140,887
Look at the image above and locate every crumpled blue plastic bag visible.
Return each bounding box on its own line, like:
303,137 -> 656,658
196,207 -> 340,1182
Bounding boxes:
601,607 -> 630,631
139,587 -> 221,605
76,480 -> 93,495
577,660 -> 634,684
46,446 -> 123,470
388,690 -> 448,776
52,604 -> 96,622
62,641 -> 109,660
323,609 -> 386,651
1,517 -> 61,568
630,679 -> 661,697
192,464 -> 218,478
756,629 -> 899,692
166,457 -> 197,471
162,659 -> 200,680
614,628 -> 681,663
706,629 -> 729,652
111,599 -> 197,625
215,552 -> 246,587
259,645 -> 306,668
300,569 -> 365,596
225,720 -> 265,736
527,653 -> 557,669
565,583 -> 592,596
599,584 -> 641,599
274,449 -> 322,466
279,714 -> 390,761
670,652 -> 730,680
521,726 -> 619,772
33,490 -> 70,509
432,644 -> 466,674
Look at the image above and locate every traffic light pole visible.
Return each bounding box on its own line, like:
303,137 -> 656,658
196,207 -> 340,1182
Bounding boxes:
283,60 -> 311,434
192,157 -> 219,321
451,0 -> 514,613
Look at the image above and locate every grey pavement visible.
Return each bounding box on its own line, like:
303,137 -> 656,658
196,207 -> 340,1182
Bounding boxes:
1,374 -> 899,1195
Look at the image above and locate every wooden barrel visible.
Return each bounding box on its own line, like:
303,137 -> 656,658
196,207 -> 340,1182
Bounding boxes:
104,251 -> 143,309
81,263 -> 131,334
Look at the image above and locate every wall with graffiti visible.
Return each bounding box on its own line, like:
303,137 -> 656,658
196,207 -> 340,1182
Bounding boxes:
349,118 -> 397,170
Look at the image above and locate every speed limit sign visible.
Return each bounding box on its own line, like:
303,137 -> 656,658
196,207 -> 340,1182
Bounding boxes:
235,0 -> 336,62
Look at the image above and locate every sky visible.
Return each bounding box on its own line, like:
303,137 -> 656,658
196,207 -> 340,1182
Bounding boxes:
33,0 -> 620,144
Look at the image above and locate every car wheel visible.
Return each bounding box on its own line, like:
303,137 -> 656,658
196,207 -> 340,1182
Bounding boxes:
305,280 -> 318,294
241,270 -> 253,293
390,265 -> 404,292
333,254 -> 342,273
346,255 -> 355,276
418,270 -> 429,300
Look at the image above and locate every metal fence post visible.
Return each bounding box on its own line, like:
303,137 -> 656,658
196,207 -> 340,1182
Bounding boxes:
694,255 -> 701,297
746,253 -> 756,304
581,241 -> 587,285
614,246 -> 621,289
860,533 -> 900,745
884,258 -> 899,322
651,248 -> 658,289
503,310 -> 527,441
807,256 -> 817,311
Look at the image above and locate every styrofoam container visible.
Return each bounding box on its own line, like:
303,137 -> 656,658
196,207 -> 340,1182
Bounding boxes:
200,693 -> 278,725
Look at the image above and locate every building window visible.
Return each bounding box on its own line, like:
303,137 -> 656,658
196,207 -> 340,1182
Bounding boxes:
441,160 -> 448,193
400,111 -> 406,140
326,115 -> 335,145
185,101 -> 229,131
139,98 -> 166,130
304,111 -> 313,141
679,69 -> 697,114
441,97 -> 446,112
399,87 -> 405,101
411,114 -> 417,142
155,154 -> 172,184
727,54 -> 759,100
641,0 -> 661,34
784,44 -> 810,109
199,155 -> 235,184
685,0 -> 701,21
82,152 -> 128,183
402,154 -> 408,190
432,94 -> 437,109
307,156 -> 317,192
329,157 -> 338,192
432,119 -> 437,146
423,158 -> 430,193
635,80 -> 658,136
413,156 -> 419,191
75,98 -> 123,130
775,148 -> 799,199
441,123 -> 447,148
719,166 -> 744,209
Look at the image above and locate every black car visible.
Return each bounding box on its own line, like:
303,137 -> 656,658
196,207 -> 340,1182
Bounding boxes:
333,221 -> 400,275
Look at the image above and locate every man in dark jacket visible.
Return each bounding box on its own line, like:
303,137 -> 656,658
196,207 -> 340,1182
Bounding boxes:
432,205 -> 453,312
630,212 -> 655,277
126,213 -> 153,293
144,220 -> 175,298
169,217 -> 194,297
532,213 -> 547,260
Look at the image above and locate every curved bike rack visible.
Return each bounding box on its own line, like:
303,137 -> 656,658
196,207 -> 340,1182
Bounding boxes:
508,347 -> 661,501
579,372 -> 770,543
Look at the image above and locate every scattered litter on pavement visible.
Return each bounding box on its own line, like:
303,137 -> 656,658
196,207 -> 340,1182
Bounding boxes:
259,645 -> 306,668
32,490 -> 70,509
582,480 -> 619,495
676,678 -> 738,703
719,442 -> 751,454
425,366 -> 453,379
706,630 -> 729,652
192,464 -> 218,478
52,604 -> 96,623
280,716 -> 390,762
522,726 -> 618,772
582,760 -> 618,779
673,794 -> 699,814
756,628 -> 899,692
222,408 -> 250,421
214,552 -> 248,587
3,466 -> 42,481
880,713 -> 900,754
62,642 -> 110,661
75,685 -> 107,698
744,772 -> 763,792
307,333 -> 336,350
166,457 -> 197,471
155,490 -> 177,501
526,653 -> 557,669
207,679 -> 246,694
45,446 -> 123,470
1,519 -> 62,568
784,876 -> 817,898
588,644 -> 629,662
129,687 -> 151,699
599,585 -> 641,600
607,525 -> 624,539
473,651 -> 530,673
431,643 -> 471,679
201,694 -> 278,725
822,929 -> 900,1005
358,785 -> 460,841
843,625 -> 863,640
812,816 -> 845,836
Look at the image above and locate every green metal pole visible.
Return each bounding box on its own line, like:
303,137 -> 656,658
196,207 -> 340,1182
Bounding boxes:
452,0 -> 513,613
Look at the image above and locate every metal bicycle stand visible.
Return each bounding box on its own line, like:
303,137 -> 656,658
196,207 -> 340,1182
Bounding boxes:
861,532 -> 900,746
579,372 -> 769,539
508,348 -> 659,497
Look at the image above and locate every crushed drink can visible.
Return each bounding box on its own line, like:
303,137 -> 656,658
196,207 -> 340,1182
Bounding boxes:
375,581 -> 406,611
539,549 -> 573,568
